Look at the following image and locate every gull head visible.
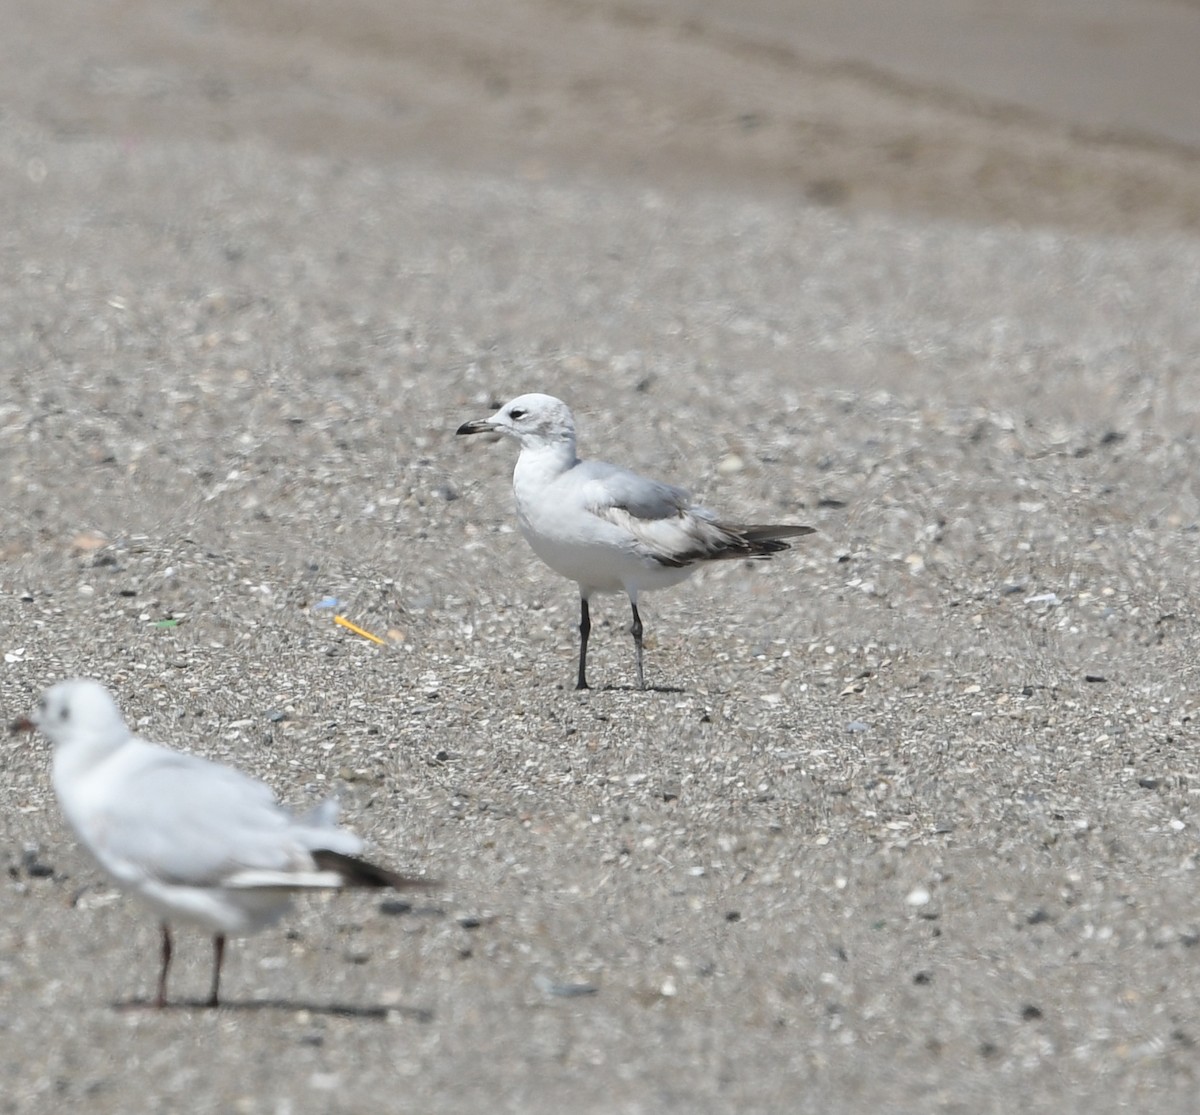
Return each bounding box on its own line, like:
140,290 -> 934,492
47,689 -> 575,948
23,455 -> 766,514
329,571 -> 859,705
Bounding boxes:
11,678 -> 130,751
456,393 -> 576,450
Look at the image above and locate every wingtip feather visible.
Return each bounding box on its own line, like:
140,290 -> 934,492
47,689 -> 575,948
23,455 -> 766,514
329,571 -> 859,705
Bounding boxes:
311,849 -> 437,890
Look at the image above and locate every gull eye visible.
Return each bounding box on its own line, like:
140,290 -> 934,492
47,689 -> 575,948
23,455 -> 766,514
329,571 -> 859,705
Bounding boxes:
509,407 -> 527,420
59,705 -> 70,721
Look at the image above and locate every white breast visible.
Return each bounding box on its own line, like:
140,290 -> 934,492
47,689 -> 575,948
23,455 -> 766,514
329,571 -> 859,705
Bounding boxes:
511,449 -> 697,596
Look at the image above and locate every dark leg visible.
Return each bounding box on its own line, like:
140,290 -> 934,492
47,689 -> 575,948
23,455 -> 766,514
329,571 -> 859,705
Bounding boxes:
630,602 -> 645,690
155,922 -> 172,1008
207,934 -> 226,1008
576,598 -> 591,690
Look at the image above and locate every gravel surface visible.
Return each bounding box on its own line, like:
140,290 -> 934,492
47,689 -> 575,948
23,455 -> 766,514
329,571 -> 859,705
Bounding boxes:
3,3 -> 1200,1113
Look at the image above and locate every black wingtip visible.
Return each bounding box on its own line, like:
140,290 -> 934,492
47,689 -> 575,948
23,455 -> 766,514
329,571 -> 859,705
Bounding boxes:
312,849 -> 438,890
738,524 -> 817,555
741,524 -> 817,541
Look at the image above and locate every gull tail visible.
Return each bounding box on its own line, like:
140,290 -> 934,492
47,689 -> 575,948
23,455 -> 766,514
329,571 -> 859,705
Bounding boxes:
311,849 -> 437,890
731,523 -> 817,557
740,523 -> 817,543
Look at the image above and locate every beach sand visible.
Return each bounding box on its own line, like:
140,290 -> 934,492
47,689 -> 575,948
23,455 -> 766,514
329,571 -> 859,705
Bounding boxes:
2,3 -> 1199,1111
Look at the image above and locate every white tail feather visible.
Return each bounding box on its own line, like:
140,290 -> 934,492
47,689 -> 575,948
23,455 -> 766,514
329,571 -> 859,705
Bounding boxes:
224,870 -> 347,890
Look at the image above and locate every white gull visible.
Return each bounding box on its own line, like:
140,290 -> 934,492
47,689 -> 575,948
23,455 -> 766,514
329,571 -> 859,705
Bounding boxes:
456,393 -> 815,690
12,678 -> 432,1008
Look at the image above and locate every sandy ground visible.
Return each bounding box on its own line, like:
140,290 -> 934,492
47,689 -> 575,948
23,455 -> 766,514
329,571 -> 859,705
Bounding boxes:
2,2 -> 1200,1112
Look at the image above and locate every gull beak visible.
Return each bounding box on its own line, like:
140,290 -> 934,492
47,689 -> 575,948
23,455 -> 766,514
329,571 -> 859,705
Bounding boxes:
9,716 -> 34,735
455,418 -> 498,436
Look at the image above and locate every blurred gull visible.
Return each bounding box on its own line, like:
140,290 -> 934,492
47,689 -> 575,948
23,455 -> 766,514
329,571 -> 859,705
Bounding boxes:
457,393 -> 815,690
11,679 -> 432,1008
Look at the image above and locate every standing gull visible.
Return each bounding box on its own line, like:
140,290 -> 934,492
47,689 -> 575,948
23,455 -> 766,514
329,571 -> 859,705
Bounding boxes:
11,679 -> 432,1008
456,393 -> 815,690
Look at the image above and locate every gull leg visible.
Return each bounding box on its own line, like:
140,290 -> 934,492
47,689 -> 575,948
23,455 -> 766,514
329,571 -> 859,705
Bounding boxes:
576,598 -> 591,690
629,601 -> 645,690
206,934 -> 226,1008
155,922 -> 172,1008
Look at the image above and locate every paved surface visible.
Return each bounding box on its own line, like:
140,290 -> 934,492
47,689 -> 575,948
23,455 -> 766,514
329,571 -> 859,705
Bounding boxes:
1,2 -> 1199,1112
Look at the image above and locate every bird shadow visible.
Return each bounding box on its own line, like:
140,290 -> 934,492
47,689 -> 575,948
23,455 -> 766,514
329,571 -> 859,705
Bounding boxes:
594,683 -> 685,695
112,997 -> 434,1022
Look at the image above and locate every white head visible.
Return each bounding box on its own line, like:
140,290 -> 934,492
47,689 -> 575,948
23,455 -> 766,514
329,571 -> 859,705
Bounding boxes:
456,393 -> 577,452
18,678 -> 131,753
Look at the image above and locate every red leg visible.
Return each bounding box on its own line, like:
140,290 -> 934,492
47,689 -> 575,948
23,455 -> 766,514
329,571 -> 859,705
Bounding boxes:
155,922 -> 172,1008
206,934 -> 226,1007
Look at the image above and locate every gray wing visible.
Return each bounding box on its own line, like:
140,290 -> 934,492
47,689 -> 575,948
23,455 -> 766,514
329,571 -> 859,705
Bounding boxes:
94,746 -> 354,887
574,460 -> 813,568
575,459 -> 693,521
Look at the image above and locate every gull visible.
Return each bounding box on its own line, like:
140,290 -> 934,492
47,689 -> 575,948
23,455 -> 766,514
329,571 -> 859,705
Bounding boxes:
11,679 -> 432,1008
456,393 -> 815,690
